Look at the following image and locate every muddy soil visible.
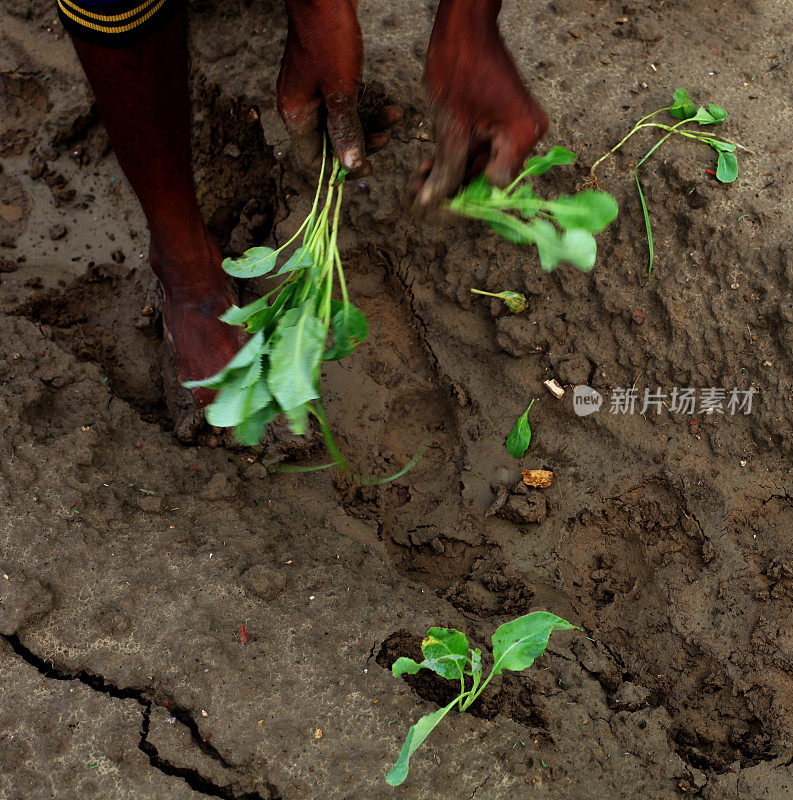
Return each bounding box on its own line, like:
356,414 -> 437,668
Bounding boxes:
2,1 -> 793,798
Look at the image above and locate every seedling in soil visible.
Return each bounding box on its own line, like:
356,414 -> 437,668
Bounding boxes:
506,399 -> 535,458
446,147 -> 618,272
589,88 -> 748,273
386,611 -> 579,786
185,143 -> 420,482
469,288 -> 528,314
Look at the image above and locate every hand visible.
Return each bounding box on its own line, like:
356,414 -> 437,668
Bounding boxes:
277,0 -> 400,174
410,0 -> 548,210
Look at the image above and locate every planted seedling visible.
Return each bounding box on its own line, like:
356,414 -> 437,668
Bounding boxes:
589,88 -> 748,273
506,399 -> 535,458
446,147 -> 618,273
185,143 -> 421,482
386,611 -> 579,786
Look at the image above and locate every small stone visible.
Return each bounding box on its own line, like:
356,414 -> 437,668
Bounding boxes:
631,310 -> 646,325
137,494 -> 165,514
224,143 -> 241,158
429,537 -> 445,555
613,682 -> 651,710
200,472 -> 239,501
314,728 -> 323,739
0,257 -> 17,272
544,378 -> 565,398
48,224 -> 67,240
496,493 -> 547,525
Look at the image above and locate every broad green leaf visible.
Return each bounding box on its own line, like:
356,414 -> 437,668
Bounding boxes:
491,611 -> 578,675
716,152 -> 738,183
509,185 -> 543,219
523,146 -> 577,176
204,359 -> 262,428
275,246 -> 313,276
457,175 -> 493,204
706,103 -> 727,123
242,374 -> 272,417
528,219 -> 597,272
243,283 -> 299,335
487,211 -> 535,245
284,403 -> 309,435
385,698 -> 460,786
267,302 -> 325,411
234,403 -> 277,446
691,106 -> 719,125
183,331 -> 264,389
709,140 -> 736,154
222,246 -> 278,278
494,291 -> 528,314
506,400 -> 534,458
392,657 -> 424,678
420,628 -> 469,681
220,294 -> 274,327
670,88 -> 697,120
545,191 -> 619,233
323,301 -> 369,360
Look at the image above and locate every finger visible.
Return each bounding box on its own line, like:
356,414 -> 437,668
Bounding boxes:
325,93 -> 366,171
365,130 -> 390,155
484,113 -> 549,187
365,103 -> 403,134
403,158 -> 434,208
414,116 -> 469,209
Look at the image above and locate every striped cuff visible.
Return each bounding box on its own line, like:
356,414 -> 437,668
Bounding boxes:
57,0 -> 180,46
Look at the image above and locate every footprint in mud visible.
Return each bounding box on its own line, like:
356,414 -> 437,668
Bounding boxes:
555,480 -> 785,772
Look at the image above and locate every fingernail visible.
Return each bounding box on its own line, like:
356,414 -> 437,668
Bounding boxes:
343,148 -> 361,170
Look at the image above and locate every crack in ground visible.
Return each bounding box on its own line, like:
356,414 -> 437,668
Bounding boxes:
2,634 -> 280,800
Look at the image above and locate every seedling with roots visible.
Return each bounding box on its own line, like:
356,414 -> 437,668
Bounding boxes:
386,611 -> 579,786
589,88 -> 748,273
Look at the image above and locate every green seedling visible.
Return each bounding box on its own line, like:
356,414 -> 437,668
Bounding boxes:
446,147 -> 618,272
386,611 -> 579,786
470,288 -> 528,314
589,88 -> 748,273
185,143 -> 420,482
506,399 -> 535,458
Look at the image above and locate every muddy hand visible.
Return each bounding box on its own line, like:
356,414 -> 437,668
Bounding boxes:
409,0 -> 548,213
278,0 -> 401,175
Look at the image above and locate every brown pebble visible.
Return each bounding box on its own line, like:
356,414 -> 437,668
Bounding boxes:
48,224 -> 67,241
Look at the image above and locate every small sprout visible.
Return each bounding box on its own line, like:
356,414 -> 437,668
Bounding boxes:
446,147 -> 618,273
589,88 -> 748,273
386,612 -> 580,785
470,288 -> 528,314
506,399 -> 535,459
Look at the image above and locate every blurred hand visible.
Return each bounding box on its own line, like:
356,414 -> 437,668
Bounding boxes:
410,0 -> 548,211
277,0 -> 401,174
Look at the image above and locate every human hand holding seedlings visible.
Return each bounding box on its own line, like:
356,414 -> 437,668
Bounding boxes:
278,0 -> 401,174
409,0 -> 548,211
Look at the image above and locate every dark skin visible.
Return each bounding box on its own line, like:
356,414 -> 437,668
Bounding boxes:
69,0 -> 546,416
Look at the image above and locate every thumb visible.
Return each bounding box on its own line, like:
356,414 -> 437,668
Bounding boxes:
325,90 -> 366,171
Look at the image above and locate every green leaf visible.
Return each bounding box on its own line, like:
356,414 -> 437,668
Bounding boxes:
284,403 -> 309,435
392,657 -> 424,678
709,139 -> 736,154
385,698 -> 460,786
457,175 -> 493,204
691,105 -> 724,125
528,219 -> 597,272
496,291 -> 528,314
670,88 -> 697,120
491,611 -> 579,675
506,400 -> 534,458
275,246 -> 313,276
323,301 -> 369,360
716,152 -> 738,183
545,191 -> 619,233
487,211 -> 536,245
267,302 -> 325,411
706,103 -> 728,123
183,331 -> 264,389
204,359 -> 262,427
242,374 -> 272,417
635,170 -> 654,274
220,295 -> 274,327
234,403 -> 277,446
243,283 -> 300,335
509,185 -> 543,219
222,246 -> 278,278
420,628 -> 469,681
523,146 -> 577,176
